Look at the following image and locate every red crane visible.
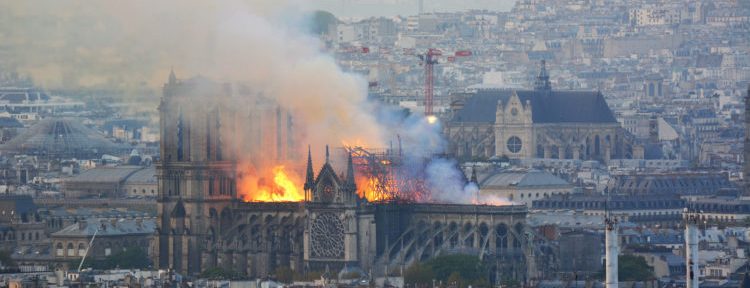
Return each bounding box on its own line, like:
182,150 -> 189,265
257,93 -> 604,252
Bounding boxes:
418,48 -> 441,116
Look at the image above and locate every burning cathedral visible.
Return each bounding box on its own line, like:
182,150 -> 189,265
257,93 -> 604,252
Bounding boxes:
154,73 -> 532,282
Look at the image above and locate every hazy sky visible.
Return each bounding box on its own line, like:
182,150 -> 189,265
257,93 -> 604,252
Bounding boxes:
307,0 -> 516,19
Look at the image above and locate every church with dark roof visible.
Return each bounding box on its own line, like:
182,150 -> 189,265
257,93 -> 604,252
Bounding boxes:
446,61 -> 644,162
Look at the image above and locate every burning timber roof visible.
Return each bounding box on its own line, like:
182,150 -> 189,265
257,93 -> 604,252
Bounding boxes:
0,118 -> 125,157
452,89 -> 617,124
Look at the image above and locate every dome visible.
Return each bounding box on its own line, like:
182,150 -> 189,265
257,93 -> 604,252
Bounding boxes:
0,118 -> 126,158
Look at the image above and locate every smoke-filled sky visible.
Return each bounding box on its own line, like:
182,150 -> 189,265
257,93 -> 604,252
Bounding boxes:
309,0 -> 515,19
2,0 -> 502,204
0,0 -> 514,89
0,1 -> 326,89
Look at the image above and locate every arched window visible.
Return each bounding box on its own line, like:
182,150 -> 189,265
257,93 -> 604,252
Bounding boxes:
67,243 -> 75,256
496,224 -> 508,250
56,243 -> 64,256
78,243 -> 86,256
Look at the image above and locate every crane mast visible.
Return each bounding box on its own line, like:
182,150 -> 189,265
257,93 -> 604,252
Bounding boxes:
418,48 -> 441,116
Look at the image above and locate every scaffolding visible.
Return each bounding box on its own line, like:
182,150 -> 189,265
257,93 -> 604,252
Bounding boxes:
345,145 -> 427,203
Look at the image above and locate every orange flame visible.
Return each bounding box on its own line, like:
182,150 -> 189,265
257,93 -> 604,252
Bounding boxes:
355,175 -> 394,202
238,164 -> 305,202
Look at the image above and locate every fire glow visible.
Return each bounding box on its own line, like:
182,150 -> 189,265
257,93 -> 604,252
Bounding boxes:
355,175 -> 394,202
238,165 -> 305,202
236,145 -> 511,206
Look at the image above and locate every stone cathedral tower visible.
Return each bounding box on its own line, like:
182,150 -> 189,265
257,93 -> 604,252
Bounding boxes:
154,72 -> 238,275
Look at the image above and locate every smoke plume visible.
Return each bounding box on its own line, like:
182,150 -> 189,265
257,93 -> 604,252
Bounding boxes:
3,0 -> 503,205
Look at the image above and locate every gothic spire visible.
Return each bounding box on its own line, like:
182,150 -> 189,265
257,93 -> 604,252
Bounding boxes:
325,145 -> 330,163
345,152 -> 356,191
168,67 -> 177,85
304,145 -> 314,191
534,60 -> 551,91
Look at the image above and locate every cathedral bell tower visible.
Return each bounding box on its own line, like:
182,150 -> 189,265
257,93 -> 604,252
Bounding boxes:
155,71 -> 237,275
303,146 -> 360,271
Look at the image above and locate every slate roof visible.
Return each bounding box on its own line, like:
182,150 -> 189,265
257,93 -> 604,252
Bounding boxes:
43,207 -> 151,218
124,167 -> 156,184
0,117 -> 22,128
0,195 -> 37,217
479,169 -> 570,188
0,88 -> 50,103
607,173 -> 734,196
0,118 -> 126,157
52,218 -> 156,237
66,166 -> 142,183
452,89 -> 617,124
696,55 -> 723,68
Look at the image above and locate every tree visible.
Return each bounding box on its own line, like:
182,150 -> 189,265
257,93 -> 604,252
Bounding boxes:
200,267 -> 242,280
84,247 -> 150,270
404,263 -> 435,286
0,250 -> 16,268
404,254 -> 490,288
308,11 -> 338,35
447,272 -> 463,287
274,266 -> 294,283
619,255 -> 654,281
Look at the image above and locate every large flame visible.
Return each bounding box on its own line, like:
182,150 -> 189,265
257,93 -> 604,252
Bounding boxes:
355,175 -> 394,202
238,164 -> 305,202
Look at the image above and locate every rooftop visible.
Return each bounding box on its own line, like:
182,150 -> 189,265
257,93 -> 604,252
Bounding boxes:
452,89 -> 617,124
479,169 -> 571,188
52,218 -> 156,237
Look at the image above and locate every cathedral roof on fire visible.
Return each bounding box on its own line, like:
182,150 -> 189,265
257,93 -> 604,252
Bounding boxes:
451,89 -> 617,124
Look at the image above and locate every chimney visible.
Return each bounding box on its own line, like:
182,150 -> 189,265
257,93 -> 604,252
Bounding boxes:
78,220 -> 87,230
111,218 -> 117,228
136,217 -> 143,228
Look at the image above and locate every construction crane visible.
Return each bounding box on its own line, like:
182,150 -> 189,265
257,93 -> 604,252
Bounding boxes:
417,48 -> 441,117
77,227 -> 99,272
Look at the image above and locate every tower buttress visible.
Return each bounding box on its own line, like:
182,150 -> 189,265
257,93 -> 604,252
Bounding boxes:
533,60 -> 551,91
304,146 -> 315,200
344,152 -> 357,203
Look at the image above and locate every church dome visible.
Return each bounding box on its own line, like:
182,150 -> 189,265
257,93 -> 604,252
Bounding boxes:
0,118 -> 126,158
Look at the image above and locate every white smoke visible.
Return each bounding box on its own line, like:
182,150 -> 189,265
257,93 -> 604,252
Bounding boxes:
3,0 -> 511,205
425,158 -> 478,203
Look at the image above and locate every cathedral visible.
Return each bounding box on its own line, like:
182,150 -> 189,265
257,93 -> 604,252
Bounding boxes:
154,73 -> 538,282
446,61 -> 643,162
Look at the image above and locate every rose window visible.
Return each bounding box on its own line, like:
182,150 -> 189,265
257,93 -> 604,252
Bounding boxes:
310,213 -> 345,258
